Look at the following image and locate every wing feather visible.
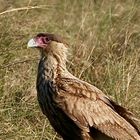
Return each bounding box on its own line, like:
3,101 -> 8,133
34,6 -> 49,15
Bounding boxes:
56,78 -> 140,140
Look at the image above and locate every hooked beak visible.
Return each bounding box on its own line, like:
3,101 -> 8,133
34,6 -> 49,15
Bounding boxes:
27,38 -> 38,48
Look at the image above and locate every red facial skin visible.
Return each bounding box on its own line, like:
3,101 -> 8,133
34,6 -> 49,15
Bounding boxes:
35,37 -> 51,49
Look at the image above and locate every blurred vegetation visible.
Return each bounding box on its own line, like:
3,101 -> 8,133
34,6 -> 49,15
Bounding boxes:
0,0 -> 140,139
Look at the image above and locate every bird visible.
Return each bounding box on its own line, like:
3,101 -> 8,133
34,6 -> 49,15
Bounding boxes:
27,33 -> 140,140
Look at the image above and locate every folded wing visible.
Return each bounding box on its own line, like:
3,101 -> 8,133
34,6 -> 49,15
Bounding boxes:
55,78 -> 140,140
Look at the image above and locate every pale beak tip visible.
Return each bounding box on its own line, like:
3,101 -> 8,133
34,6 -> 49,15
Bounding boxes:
27,38 -> 38,48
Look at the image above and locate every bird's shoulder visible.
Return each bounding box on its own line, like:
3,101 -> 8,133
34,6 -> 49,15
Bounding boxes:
55,76 -> 111,105
54,76 -> 115,129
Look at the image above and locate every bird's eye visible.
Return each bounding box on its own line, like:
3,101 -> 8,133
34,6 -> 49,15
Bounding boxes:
40,37 -> 50,44
44,37 -> 50,42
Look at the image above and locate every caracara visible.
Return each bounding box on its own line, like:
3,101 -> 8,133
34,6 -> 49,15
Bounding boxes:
27,33 -> 140,140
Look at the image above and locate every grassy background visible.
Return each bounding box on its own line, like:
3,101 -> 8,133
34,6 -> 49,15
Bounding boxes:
0,0 -> 140,139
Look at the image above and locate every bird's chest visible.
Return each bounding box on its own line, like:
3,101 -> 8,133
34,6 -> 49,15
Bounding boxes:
36,72 -> 57,115
36,59 -> 60,119
37,77 -> 70,134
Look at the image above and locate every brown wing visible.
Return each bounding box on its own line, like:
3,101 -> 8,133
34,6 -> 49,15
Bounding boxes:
55,78 -> 140,140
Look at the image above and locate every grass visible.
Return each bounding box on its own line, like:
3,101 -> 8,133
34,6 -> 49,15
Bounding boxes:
0,0 -> 140,139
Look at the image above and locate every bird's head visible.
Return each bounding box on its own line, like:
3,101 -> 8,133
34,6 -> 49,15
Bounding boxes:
27,33 -> 68,63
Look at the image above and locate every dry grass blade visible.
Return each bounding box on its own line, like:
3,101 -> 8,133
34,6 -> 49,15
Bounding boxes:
0,5 -> 55,16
